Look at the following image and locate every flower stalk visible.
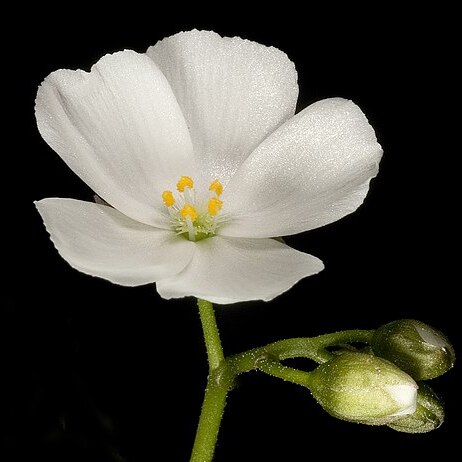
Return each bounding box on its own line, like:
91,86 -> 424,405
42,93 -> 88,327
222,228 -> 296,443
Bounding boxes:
190,377 -> 230,462
197,299 -> 224,370
190,300 -> 230,462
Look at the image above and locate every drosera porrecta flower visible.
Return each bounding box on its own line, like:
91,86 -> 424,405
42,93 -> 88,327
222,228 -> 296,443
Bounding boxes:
34,31 -> 457,461
35,30 -> 383,304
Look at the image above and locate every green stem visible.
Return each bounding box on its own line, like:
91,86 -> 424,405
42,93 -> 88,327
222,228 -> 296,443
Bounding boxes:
269,330 -> 375,362
227,329 -> 375,377
191,300 -> 228,462
190,373 -> 230,462
255,356 -> 312,387
197,299 -> 224,370
267,338 -> 332,363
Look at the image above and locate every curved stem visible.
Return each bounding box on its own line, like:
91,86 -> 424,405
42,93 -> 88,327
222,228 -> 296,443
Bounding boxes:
227,329 -> 375,377
197,299 -> 224,370
310,329 -> 375,351
255,356 -> 312,387
270,330 -> 375,362
267,338 -> 332,363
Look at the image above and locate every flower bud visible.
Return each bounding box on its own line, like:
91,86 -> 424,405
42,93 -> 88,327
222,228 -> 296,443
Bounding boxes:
309,352 -> 418,425
372,320 -> 455,380
387,384 -> 444,433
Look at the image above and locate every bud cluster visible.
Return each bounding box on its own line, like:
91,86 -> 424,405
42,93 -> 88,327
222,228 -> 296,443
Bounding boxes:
307,320 -> 454,433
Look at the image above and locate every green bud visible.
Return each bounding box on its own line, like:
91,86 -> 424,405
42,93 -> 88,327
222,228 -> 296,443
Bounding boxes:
388,384 -> 444,433
309,352 -> 418,426
372,319 -> 455,380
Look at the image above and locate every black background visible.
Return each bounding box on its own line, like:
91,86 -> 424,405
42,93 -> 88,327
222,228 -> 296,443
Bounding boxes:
4,9 -> 459,462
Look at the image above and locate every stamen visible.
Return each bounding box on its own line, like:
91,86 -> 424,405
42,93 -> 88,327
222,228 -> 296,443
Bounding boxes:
180,204 -> 198,222
162,176 -> 224,241
208,197 -> 223,216
177,176 -> 194,192
162,190 -> 175,207
209,179 -> 223,196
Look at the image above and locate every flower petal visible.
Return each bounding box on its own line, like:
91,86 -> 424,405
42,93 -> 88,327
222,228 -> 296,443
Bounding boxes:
35,51 -> 195,228
35,198 -> 195,286
147,30 -> 298,184
221,98 -> 383,238
156,236 -> 323,304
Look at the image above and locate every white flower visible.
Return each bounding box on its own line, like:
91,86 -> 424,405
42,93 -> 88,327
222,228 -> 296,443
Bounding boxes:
35,30 -> 382,304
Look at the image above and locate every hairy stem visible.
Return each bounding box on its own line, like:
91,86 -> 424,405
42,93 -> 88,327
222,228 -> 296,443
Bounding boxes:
190,300 -> 227,462
197,299 -> 224,370
190,374 -> 230,462
226,329 -> 375,377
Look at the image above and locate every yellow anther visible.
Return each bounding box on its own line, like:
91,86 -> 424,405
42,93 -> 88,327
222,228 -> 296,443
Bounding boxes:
162,190 -> 175,207
177,176 -> 194,192
208,179 -> 223,196
180,204 -> 198,222
208,197 -> 223,216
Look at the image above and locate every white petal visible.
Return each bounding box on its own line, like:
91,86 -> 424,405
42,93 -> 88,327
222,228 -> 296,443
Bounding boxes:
36,51 -> 195,228
387,384 -> 418,416
147,30 -> 298,184
221,98 -> 383,238
416,326 -> 448,348
35,198 -> 195,286
156,236 -> 323,304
